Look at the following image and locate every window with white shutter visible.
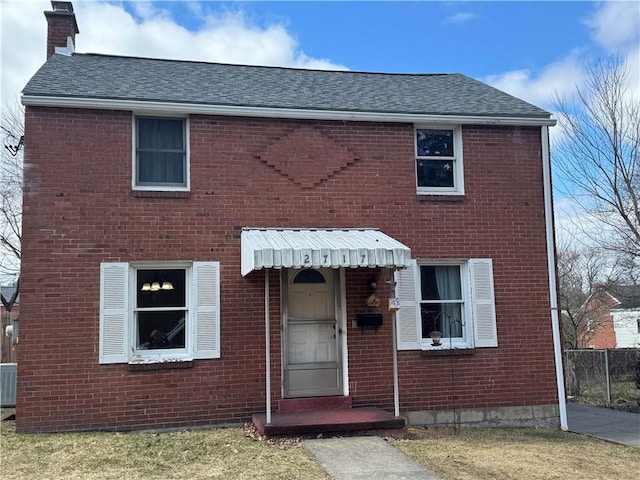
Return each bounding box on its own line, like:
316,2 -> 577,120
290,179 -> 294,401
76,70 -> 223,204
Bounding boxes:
395,260 -> 421,350
394,258 -> 497,350
193,261 -> 221,359
99,263 -> 129,364
99,261 -> 221,364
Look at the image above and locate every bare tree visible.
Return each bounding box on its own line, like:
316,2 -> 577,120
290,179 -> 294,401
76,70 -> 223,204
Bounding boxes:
557,241 -> 614,350
0,101 -> 24,312
553,55 -> 639,284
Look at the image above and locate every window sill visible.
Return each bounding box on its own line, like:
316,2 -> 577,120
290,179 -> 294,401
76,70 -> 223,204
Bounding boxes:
420,347 -> 474,357
128,359 -> 194,371
417,194 -> 464,203
132,190 -> 190,199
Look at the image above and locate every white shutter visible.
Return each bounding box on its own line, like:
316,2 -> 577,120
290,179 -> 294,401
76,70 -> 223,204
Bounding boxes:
99,262 -> 129,364
193,261 -> 221,359
469,258 -> 498,348
395,259 -> 421,350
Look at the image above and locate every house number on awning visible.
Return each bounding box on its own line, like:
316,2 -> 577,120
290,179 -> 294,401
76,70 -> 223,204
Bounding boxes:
302,254 -> 368,265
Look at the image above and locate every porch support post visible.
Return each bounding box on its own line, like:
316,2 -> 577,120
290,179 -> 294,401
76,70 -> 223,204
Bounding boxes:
392,310 -> 400,418
265,269 -> 271,424
390,271 -> 400,418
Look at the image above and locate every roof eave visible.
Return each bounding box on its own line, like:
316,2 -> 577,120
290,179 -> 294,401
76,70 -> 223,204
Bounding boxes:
21,95 -> 557,126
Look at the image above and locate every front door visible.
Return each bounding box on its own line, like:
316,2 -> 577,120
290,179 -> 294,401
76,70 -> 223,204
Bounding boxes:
283,268 -> 342,398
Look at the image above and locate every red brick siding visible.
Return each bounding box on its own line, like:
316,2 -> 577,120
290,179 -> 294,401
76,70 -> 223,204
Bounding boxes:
44,12 -> 78,58
579,293 -> 618,349
584,317 -> 616,349
17,107 -> 558,431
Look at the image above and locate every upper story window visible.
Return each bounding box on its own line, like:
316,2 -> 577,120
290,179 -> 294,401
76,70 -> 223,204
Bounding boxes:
134,116 -> 189,190
415,126 -> 463,195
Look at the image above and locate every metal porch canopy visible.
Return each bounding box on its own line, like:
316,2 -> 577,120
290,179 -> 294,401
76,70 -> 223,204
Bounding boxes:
241,228 -> 411,276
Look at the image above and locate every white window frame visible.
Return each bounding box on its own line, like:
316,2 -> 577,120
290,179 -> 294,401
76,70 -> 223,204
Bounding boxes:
415,125 -> 464,196
417,260 -> 473,349
132,114 -> 190,192
99,261 -> 220,364
130,262 -> 193,363
395,258 -> 497,351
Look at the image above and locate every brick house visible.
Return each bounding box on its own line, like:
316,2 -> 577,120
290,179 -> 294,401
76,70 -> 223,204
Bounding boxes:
17,2 -> 566,432
580,287 -> 640,349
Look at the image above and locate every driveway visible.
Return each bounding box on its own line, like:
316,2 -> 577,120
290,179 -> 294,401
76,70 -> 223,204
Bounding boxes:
567,402 -> 640,447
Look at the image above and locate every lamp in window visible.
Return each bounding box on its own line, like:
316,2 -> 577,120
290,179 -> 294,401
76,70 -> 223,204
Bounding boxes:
430,330 -> 442,346
141,283 -> 151,292
161,281 -> 174,290
150,282 -> 161,292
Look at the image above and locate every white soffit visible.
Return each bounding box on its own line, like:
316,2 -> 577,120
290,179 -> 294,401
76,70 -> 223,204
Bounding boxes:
241,228 -> 411,276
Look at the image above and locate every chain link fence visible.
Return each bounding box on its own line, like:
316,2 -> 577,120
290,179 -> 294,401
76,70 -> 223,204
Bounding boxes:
565,348 -> 640,412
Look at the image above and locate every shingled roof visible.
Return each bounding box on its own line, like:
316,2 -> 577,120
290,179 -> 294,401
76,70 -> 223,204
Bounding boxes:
609,286 -> 640,310
23,53 -> 552,121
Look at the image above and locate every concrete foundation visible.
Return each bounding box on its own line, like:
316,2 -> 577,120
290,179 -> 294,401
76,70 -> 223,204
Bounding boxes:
405,404 -> 560,428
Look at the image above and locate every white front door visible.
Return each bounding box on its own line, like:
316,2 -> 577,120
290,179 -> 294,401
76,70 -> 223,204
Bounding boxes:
283,268 -> 343,398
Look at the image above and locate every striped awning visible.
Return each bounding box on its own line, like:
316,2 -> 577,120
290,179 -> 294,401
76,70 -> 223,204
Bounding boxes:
241,228 -> 411,276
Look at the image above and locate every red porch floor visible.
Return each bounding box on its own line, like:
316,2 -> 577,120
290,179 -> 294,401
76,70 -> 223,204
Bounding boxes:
252,407 -> 405,436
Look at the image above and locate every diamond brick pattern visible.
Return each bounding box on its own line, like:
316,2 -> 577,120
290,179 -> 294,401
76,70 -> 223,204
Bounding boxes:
258,125 -> 360,188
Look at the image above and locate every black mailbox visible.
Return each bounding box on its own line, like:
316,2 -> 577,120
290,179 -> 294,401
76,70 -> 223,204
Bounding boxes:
356,313 -> 383,329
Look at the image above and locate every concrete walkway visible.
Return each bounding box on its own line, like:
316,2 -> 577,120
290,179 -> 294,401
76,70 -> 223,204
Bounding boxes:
302,405 -> 639,479
567,402 -> 640,447
303,436 -> 440,480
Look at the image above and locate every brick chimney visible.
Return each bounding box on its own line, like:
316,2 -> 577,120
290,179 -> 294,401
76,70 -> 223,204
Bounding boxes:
44,1 -> 79,59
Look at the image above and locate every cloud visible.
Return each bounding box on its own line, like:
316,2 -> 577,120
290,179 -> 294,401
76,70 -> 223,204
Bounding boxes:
584,1 -> 640,51
483,51 -> 585,109
74,2 -> 348,69
443,12 -> 475,25
1,0 -> 48,106
628,44 -> 640,96
0,0 -> 347,106
482,2 -> 640,145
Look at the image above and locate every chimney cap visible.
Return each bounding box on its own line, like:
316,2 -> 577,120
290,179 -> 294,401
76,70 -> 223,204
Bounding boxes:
51,1 -> 74,13
44,1 -> 79,35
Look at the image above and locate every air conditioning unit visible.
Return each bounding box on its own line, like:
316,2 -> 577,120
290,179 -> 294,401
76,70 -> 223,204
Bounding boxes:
0,363 -> 17,407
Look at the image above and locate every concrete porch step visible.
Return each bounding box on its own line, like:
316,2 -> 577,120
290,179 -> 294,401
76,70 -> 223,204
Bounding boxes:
252,407 -> 405,436
278,395 -> 352,413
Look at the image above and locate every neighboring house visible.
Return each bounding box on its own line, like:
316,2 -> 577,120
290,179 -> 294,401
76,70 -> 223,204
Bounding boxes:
582,287 -> 640,349
17,2 -> 565,433
1,285 -> 19,364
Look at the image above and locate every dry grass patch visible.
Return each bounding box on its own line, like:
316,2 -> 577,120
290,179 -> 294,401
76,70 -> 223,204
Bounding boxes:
0,419 -> 329,480
394,427 -> 640,480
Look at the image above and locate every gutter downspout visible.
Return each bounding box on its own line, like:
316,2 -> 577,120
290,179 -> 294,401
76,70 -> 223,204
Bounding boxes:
265,270 -> 271,425
541,125 -> 568,430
